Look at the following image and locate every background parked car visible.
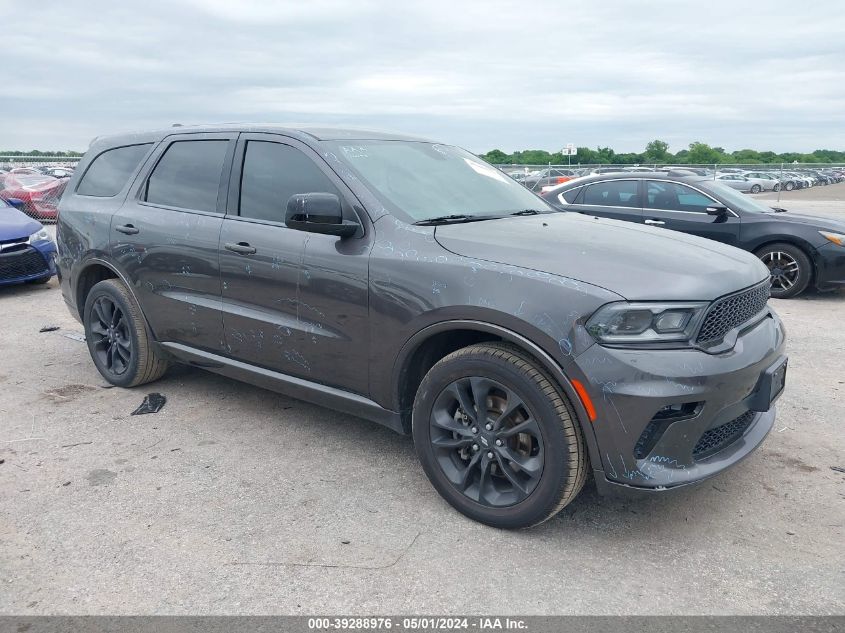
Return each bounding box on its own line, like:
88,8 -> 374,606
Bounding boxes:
522,167 -> 579,191
0,197 -> 57,286
0,173 -> 67,222
541,171 -> 845,298
739,172 -> 781,193
715,173 -> 754,192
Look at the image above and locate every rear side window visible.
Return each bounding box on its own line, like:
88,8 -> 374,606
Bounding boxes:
145,140 -> 229,212
76,144 -> 152,197
558,187 -> 581,204
239,141 -> 340,222
582,180 -> 640,208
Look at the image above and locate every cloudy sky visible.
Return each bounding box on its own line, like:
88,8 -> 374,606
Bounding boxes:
3,0 -> 844,154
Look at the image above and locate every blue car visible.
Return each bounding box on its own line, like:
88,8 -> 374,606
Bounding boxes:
0,198 -> 57,286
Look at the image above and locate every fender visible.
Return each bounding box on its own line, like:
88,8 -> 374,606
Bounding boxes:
393,319 -> 603,473
73,256 -> 153,333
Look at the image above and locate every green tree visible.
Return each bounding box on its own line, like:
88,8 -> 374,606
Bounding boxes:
644,139 -> 670,162
687,142 -> 725,165
481,149 -> 510,164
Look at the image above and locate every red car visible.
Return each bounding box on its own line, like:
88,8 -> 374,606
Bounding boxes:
0,174 -> 67,222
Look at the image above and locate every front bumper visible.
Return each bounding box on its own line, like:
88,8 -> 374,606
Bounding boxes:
813,241 -> 845,291
573,309 -> 786,492
0,241 -> 57,286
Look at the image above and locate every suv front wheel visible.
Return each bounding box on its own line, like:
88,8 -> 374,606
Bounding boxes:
412,342 -> 587,528
83,279 -> 169,387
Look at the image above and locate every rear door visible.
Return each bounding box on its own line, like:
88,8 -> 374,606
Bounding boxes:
643,180 -> 741,246
565,178 -> 644,224
112,132 -> 235,351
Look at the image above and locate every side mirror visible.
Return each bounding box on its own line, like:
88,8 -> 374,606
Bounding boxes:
285,193 -> 359,238
706,205 -> 729,216
6,198 -> 24,209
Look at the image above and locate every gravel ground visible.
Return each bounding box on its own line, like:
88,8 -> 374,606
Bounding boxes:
0,212 -> 843,615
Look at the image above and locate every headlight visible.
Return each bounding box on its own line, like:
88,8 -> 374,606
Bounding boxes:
819,230 -> 845,247
29,228 -> 50,243
586,302 -> 709,346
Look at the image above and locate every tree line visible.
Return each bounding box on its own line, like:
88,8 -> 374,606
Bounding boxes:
480,141 -> 845,165
0,150 -> 83,157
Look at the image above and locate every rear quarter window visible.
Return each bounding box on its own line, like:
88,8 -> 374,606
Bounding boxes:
76,143 -> 153,197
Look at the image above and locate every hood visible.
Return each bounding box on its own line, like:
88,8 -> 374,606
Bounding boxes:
0,206 -> 42,240
761,210 -> 845,233
434,213 -> 769,301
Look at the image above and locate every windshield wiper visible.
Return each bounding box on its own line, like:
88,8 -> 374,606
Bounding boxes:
413,214 -> 501,226
771,207 -> 788,213
509,209 -> 544,216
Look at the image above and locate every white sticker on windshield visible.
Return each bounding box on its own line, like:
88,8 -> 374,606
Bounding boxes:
463,158 -> 509,183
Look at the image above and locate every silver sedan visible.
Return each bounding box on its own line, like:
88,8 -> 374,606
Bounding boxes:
715,173 -> 754,192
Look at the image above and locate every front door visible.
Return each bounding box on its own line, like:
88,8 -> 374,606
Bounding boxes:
643,180 -> 741,246
219,134 -> 370,393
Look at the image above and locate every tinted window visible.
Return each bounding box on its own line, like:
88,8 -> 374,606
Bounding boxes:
647,181 -> 716,212
239,141 -> 339,222
559,187 -> 581,204
145,140 -> 228,212
77,144 -> 152,197
582,180 -> 640,208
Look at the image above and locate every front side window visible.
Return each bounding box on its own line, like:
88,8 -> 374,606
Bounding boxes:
239,141 -> 340,222
145,140 -> 229,212
76,143 -> 152,197
581,180 -> 640,208
323,140 -> 553,223
647,181 -> 716,212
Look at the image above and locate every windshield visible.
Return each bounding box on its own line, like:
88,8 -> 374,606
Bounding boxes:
323,140 -> 553,223
704,180 -> 776,213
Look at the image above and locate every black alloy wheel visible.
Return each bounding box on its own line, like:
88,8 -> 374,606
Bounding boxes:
429,376 -> 544,507
88,295 -> 132,375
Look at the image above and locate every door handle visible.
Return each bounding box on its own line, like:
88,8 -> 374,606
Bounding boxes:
115,224 -> 139,235
644,219 -> 665,226
224,241 -> 257,255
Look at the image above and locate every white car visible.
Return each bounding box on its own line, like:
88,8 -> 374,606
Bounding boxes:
714,173 -> 754,192
740,171 -> 782,193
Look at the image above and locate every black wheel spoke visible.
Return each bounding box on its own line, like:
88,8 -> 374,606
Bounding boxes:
498,445 -> 543,477
445,381 -> 477,424
431,435 -> 474,449
498,416 -> 540,439
457,451 -> 483,491
469,377 -> 493,422
493,391 -> 525,429
494,455 -> 529,498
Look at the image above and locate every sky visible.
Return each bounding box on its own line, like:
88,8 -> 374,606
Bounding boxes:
2,0 -> 844,154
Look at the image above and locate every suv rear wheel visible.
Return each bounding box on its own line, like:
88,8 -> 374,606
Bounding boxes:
83,279 -> 169,387
412,342 -> 587,528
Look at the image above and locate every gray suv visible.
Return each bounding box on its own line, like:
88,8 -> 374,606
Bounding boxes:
57,126 -> 787,528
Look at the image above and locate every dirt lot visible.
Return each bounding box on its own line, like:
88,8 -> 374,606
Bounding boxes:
1,203 -> 844,615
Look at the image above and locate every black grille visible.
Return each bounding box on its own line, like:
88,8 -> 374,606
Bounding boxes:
696,282 -> 770,346
0,247 -> 49,281
693,411 -> 755,459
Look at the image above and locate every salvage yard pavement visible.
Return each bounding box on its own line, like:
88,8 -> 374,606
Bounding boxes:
1,228 -> 843,615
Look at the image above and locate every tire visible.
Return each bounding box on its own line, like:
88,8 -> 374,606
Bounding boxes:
785,181 -> 794,191
773,183 -> 781,192
83,279 -> 169,387
412,342 -> 588,529
755,242 -> 812,299
750,184 -> 762,194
